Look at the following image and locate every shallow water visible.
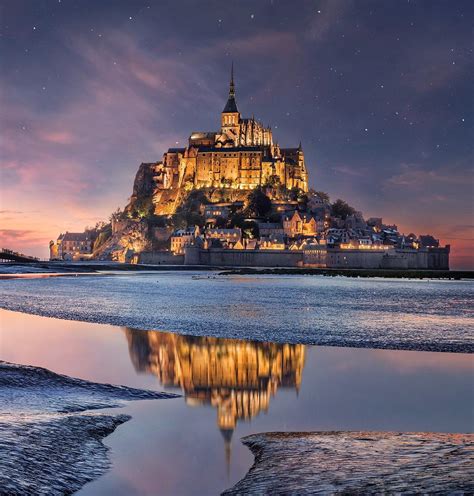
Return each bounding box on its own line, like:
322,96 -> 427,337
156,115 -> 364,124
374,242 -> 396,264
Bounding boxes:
0,360 -> 175,495
1,309 -> 473,495
1,272 -> 473,352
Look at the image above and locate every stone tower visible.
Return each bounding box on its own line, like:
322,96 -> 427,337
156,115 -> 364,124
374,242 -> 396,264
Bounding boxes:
221,63 -> 240,143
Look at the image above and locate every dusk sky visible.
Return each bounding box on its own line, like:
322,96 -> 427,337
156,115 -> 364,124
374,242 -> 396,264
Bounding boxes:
1,0 -> 472,268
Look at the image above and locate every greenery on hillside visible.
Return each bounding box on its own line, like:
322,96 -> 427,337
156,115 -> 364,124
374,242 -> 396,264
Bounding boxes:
104,182 -> 358,244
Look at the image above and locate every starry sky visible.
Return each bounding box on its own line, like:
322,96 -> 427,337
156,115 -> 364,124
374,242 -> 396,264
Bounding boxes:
1,0 -> 473,268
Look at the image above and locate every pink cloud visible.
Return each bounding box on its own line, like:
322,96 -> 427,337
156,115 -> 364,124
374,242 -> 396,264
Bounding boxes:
39,130 -> 77,145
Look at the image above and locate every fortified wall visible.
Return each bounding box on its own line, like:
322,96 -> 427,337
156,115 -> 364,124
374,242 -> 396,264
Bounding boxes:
184,246 -> 450,270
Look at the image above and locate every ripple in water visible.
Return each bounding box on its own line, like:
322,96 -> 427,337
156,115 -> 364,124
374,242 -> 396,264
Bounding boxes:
0,361 -> 177,495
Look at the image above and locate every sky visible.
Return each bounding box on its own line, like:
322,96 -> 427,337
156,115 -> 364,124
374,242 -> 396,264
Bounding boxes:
0,0 -> 473,268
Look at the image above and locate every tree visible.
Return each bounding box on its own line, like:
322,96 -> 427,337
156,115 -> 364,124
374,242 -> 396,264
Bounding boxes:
181,190 -> 209,212
93,226 -> 112,251
312,190 -> 330,203
214,216 -> 227,228
241,220 -> 259,239
185,211 -> 205,227
288,187 -> 302,201
331,199 -> 355,220
245,188 -> 272,218
171,212 -> 187,230
147,215 -> 167,227
221,178 -> 234,188
298,193 -> 309,210
264,175 -> 281,188
229,211 -> 246,228
133,196 -> 154,218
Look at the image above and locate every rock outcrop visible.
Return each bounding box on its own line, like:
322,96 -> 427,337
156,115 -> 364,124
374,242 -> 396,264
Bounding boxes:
94,219 -> 151,262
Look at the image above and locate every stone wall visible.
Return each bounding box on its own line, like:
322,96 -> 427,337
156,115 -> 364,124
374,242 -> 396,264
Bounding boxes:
326,249 -> 388,269
185,247 -> 304,267
182,246 -> 449,269
327,247 -> 450,270
136,251 -> 184,265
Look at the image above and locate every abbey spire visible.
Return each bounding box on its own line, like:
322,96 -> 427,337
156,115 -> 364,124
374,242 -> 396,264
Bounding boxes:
222,62 -> 239,113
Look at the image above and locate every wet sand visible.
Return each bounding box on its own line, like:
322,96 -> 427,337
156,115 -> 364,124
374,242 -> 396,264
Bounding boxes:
1,309 -> 472,495
0,361 -> 176,495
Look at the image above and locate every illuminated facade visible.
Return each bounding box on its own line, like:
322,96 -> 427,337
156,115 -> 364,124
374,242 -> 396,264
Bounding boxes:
145,67 -> 309,215
49,232 -> 93,260
124,328 -> 306,465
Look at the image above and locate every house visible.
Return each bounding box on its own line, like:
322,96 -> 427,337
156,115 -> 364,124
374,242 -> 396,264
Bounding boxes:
260,233 -> 286,250
345,212 -> 366,230
205,228 -> 242,243
419,234 -> 439,248
49,232 -> 93,261
367,217 -> 383,231
244,239 -> 258,250
170,226 -> 200,255
282,211 -> 318,237
257,222 -> 285,237
203,204 -> 231,223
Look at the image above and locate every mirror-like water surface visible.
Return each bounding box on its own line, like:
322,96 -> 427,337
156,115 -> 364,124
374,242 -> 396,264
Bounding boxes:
1,308 -> 472,495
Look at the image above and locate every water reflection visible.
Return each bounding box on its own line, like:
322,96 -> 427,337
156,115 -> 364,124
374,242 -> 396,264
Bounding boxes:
124,328 -> 306,468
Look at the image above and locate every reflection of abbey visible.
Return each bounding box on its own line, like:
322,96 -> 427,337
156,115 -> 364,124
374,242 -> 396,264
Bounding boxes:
150,65 -> 308,215
124,328 -> 305,466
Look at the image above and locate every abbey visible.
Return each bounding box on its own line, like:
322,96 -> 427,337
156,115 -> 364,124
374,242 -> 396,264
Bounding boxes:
150,66 -> 308,214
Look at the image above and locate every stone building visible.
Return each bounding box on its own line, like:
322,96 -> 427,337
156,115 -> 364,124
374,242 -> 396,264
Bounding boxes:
137,66 -> 308,215
49,232 -> 93,260
170,227 -> 200,255
282,211 -> 319,238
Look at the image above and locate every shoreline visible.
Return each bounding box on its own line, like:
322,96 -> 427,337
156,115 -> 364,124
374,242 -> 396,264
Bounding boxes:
1,307 -> 472,354
0,361 -> 177,495
1,261 -> 473,279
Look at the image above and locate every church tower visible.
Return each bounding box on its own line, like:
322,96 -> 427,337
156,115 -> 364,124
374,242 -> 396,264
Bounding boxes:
221,63 -> 240,143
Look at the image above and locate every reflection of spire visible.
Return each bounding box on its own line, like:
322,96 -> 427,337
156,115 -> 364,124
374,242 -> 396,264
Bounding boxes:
220,428 -> 233,479
123,328 -> 307,473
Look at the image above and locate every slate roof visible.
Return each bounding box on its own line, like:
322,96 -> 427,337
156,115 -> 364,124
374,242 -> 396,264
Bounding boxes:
223,95 -> 238,113
61,232 -> 90,242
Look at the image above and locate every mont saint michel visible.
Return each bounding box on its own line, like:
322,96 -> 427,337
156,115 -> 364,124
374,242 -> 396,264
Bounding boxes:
49,69 -> 450,271
1,2 -> 472,495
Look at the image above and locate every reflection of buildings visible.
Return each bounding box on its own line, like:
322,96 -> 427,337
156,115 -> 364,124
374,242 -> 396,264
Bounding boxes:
124,328 -> 306,470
